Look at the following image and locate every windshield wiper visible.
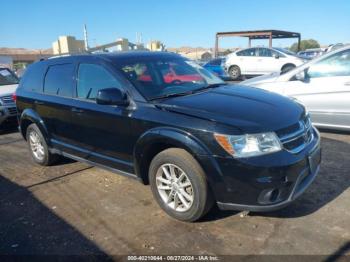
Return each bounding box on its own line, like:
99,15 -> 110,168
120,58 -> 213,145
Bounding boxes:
149,83 -> 227,101
190,82 -> 227,93
149,91 -> 194,101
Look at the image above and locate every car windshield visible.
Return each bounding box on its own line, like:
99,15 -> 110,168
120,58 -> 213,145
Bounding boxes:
116,56 -> 225,100
0,68 -> 19,86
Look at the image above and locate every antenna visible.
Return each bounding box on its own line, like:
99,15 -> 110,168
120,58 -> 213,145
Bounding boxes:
84,24 -> 89,51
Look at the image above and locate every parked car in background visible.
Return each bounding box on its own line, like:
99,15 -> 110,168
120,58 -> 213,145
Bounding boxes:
298,48 -> 325,59
225,47 -> 305,80
326,43 -> 344,53
202,58 -> 231,80
241,45 -> 350,131
0,68 -> 19,127
16,52 -> 320,222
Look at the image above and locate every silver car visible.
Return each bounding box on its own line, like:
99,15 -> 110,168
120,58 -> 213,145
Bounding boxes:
242,46 -> 350,131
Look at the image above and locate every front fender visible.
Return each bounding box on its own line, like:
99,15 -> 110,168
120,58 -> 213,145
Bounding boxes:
134,127 -> 210,160
133,127 -> 225,195
20,109 -> 50,145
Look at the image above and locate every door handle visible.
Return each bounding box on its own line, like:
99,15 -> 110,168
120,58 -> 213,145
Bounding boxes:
344,82 -> 350,86
71,107 -> 84,113
34,100 -> 44,105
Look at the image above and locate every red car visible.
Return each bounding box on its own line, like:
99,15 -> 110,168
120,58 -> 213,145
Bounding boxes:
138,63 -> 203,84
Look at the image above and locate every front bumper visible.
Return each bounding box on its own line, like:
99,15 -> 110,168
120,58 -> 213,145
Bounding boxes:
203,128 -> 321,212
217,164 -> 320,212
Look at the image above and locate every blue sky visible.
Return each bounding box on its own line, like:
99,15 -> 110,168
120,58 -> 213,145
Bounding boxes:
1,0 -> 349,49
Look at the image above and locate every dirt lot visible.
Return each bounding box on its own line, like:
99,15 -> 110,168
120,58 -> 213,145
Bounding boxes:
0,127 -> 349,259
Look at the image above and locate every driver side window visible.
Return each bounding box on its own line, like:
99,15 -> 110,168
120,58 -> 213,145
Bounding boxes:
307,49 -> 350,78
77,64 -> 122,100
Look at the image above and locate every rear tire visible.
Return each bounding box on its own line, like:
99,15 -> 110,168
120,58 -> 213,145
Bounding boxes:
228,65 -> 241,80
149,148 -> 213,222
26,123 -> 59,166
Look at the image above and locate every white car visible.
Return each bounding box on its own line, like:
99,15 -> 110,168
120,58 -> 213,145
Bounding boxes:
225,47 -> 305,80
0,68 -> 18,127
241,46 -> 350,131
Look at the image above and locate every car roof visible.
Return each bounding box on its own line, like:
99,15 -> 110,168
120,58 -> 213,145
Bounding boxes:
47,51 -> 183,64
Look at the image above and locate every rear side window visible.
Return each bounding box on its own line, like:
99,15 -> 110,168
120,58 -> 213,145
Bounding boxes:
44,63 -> 75,97
77,64 -> 122,100
20,62 -> 47,92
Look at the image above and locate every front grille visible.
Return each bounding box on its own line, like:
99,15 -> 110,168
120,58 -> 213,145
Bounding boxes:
276,115 -> 313,154
0,95 -> 14,104
7,107 -> 17,115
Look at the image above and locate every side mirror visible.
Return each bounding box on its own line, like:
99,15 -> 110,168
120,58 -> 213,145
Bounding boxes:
274,54 -> 280,59
295,70 -> 307,82
96,88 -> 129,106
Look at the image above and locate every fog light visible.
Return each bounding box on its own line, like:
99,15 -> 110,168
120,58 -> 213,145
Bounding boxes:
258,188 -> 281,204
270,189 -> 279,202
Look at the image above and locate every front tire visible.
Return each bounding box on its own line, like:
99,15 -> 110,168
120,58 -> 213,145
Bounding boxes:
149,148 -> 213,222
26,123 -> 58,166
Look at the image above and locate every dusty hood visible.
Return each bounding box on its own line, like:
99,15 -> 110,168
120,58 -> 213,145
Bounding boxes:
156,85 -> 305,133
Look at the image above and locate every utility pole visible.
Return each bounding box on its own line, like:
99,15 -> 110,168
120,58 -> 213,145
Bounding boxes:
84,24 -> 89,51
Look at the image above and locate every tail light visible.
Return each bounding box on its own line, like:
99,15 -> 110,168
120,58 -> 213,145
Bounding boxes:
12,93 -> 17,102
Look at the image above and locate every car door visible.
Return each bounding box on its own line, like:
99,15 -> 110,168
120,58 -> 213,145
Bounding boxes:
283,49 -> 350,129
235,48 -> 259,74
41,62 -> 76,145
257,48 -> 284,74
70,61 -> 134,173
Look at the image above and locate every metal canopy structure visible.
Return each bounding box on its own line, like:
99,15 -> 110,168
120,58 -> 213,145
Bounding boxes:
214,30 -> 301,57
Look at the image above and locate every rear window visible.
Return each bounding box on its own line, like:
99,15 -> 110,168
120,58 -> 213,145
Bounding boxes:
44,63 -> 75,97
20,62 -> 47,92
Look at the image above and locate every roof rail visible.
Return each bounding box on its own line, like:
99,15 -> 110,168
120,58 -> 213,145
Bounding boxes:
47,51 -> 92,59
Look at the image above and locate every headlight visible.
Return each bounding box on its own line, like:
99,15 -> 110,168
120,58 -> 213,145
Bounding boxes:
214,132 -> 282,158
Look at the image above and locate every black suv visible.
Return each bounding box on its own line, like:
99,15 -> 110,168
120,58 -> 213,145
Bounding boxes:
16,52 -> 321,222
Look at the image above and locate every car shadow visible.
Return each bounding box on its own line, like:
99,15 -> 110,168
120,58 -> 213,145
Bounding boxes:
0,124 -> 18,135
199,205 -> 239,222
325,241 -> 350,261
0,173 -> 110,259
252,135 -> 350,219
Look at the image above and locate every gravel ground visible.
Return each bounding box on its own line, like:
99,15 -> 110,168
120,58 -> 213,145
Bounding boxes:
0,127 -> 349,260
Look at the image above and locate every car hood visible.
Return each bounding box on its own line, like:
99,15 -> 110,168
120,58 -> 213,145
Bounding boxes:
0,84 -> 18,96
241,73 -> 280,86
156,85 -> 304,133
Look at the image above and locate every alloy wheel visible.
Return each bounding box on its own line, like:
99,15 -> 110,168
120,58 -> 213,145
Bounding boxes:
155,163 -> 194,212
29,131 -> 45,161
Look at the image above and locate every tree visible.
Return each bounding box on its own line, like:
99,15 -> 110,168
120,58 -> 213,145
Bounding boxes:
290,39 -> 320,52
222,49 -> 233,56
